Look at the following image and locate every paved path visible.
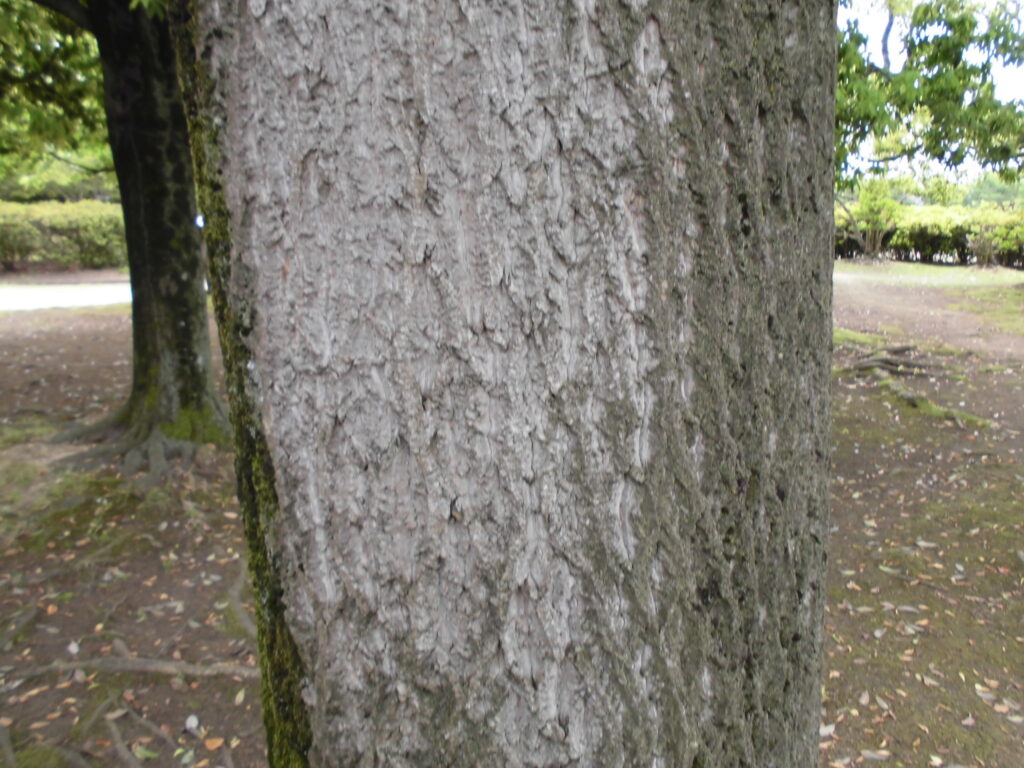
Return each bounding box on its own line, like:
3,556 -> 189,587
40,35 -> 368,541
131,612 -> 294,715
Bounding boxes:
0,282 -> 132,312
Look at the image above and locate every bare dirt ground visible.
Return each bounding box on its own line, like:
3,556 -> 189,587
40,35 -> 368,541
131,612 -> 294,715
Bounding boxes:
834,269 -> 1024,360
0,299 -> 264,768
826,262 -> 1023,767
0,264 -> 1022,767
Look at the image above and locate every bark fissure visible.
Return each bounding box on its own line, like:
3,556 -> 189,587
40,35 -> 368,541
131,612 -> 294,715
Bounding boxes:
183,1 -> 835,766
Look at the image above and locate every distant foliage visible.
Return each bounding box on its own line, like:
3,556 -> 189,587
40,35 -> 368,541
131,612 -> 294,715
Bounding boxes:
837,0 -> 1024,185
0,0 -> 105,155
0,145 -> 117,203
836,202 -> 1024,267
0,200 -> 126,270
963,173 -> 1024,207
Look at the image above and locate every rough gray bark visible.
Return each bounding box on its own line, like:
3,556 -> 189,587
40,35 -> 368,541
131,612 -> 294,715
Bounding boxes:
188,1 -> 835,765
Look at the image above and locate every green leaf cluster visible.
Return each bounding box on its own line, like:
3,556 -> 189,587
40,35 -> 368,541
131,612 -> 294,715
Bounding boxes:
836,197 -> 1024,266
837,0 -> 1024,184
0,0 -> 105,155
0,199 -> 127,270
0,142 -> 117,201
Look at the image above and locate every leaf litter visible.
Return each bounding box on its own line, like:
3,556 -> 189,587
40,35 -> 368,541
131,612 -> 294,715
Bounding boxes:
0,306 -> 263,766
825,328 -> 1024,768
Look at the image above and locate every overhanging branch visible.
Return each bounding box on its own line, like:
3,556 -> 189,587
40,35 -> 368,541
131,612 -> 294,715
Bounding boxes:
30,0 -> 92,33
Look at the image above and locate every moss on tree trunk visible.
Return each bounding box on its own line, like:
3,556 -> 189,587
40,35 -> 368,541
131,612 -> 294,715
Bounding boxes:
170,2 -> 313,764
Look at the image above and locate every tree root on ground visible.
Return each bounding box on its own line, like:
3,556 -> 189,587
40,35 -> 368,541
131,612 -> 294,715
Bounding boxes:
128,708 -> 177,751
105,717 -> 143,768
0,606 -> 38,652
874,372 -> 990,429
0,723 -> 16,768
19,656 -> 259,681
52,744 -> 94,768
851,345 -> 933,376
52,395 -> 228,487
54,413 -> 200,488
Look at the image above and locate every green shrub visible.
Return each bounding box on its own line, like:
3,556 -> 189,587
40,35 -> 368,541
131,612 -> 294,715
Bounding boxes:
0,201 -> 126,270
836,201 -> 1024,268
0,216 -> 43,270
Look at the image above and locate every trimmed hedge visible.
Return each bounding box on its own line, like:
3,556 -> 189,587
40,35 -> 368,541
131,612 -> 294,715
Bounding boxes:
0,201 -> 127,271
836,203 -> 1024,268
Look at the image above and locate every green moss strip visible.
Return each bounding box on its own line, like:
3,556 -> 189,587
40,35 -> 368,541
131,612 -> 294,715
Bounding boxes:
875,373 -> 990,428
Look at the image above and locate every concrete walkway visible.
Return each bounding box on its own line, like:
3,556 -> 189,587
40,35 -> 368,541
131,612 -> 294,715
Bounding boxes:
0,270 -> 131,312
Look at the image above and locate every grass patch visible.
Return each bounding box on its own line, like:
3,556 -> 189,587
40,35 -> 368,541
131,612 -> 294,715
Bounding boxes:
834,326 -> 888,348
10,742 -> 71,768
0,414 -> 57,449
950,285 -> 1024,336
0,460 -> 40,511
11,469 -> 131,555
0,460 -> 38,493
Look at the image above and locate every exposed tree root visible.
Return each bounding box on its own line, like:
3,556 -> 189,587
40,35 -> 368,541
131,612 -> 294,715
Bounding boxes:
105,717 -> 144,768
0,723 -> 15,768
20,656 -> 259,681
852,345 -> 933,376
850,357 -> 931,375
74,696 -> 113,744
52,744 -> 94,768
0,606 -> 38,652
52,405 -> 128,445
128,708 -> 177,751
874,372 -> 990,429
53,402 -> 224,487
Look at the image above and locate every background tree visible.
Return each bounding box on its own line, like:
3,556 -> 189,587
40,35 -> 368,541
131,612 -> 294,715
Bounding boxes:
837,177 -> 904,257
964,171 -> 1024,206
176,0 -> 835,765
837,0 -> 1024,184
2,0 -> 227,472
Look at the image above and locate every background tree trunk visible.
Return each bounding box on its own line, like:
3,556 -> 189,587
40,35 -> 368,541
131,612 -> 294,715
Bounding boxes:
74,0 -> 226,472
180,1 -> 835,765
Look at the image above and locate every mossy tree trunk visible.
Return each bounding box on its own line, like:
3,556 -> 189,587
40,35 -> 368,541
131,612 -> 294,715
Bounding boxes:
179,1 -> 835,766
68,0 -> 227,471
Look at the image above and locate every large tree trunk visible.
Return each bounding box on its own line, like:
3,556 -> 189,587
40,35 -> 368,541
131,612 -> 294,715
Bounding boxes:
74,0 -> 226,472
178,1 -> 835,765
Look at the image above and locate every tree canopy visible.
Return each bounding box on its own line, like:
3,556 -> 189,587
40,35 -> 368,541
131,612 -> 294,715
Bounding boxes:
0,0 -> 104,156
837,0 -> 1024,185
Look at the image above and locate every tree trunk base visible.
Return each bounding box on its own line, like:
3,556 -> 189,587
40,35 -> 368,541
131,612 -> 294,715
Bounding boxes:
54,396 -> 229,485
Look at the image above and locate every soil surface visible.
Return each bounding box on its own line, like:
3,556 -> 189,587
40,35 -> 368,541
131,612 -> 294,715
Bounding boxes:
827,263 -> 1023,768
834,268 -> 1024,360
0,265 -> 1021,767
